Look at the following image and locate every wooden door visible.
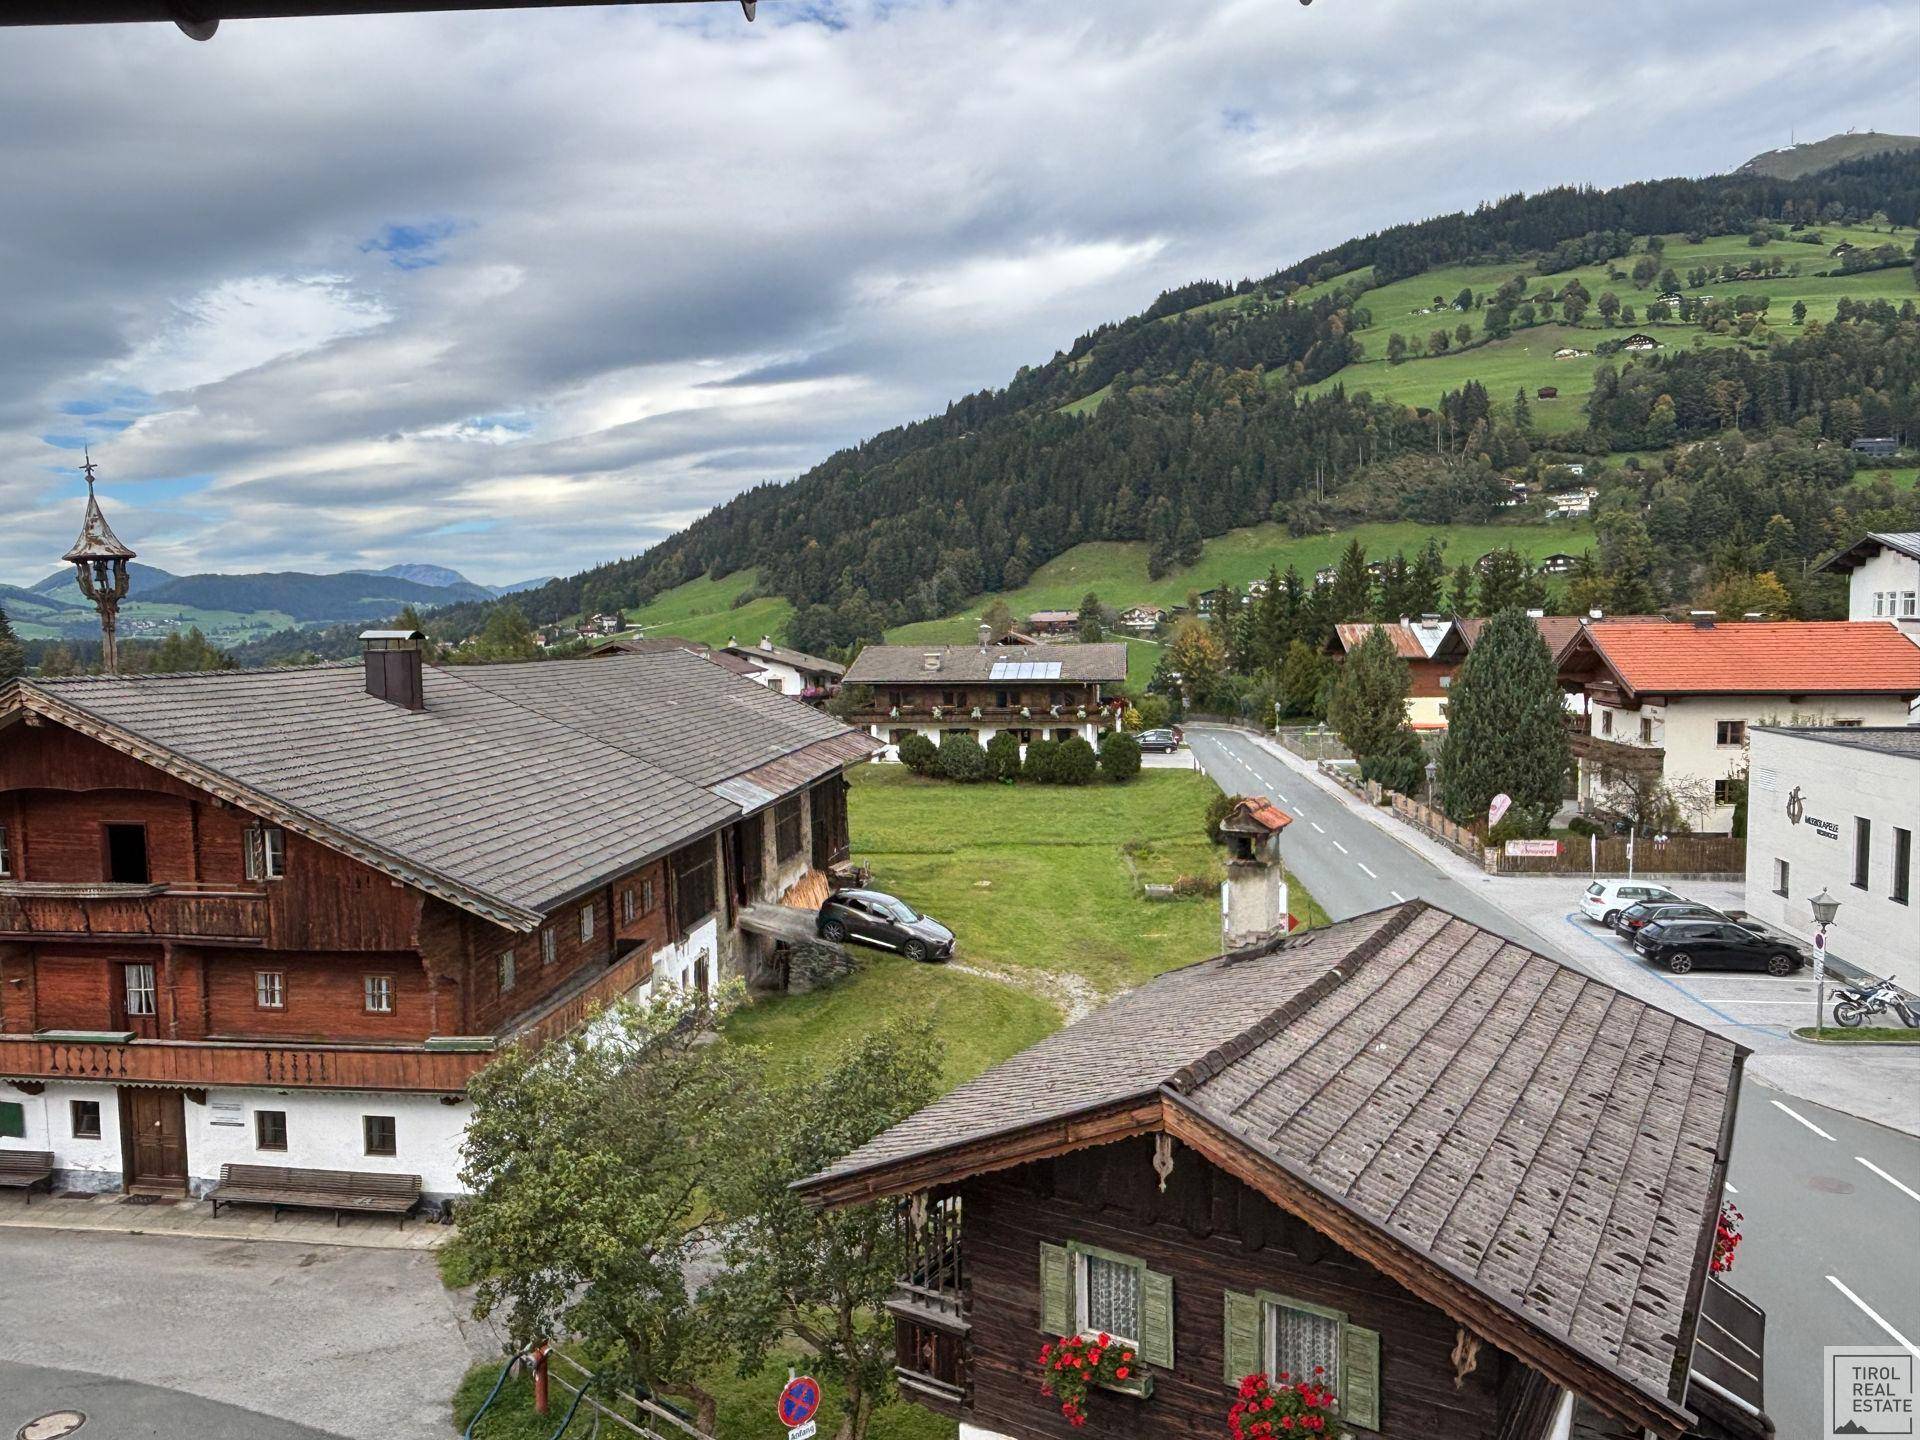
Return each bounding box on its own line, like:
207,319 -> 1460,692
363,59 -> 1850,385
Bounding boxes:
124,1088 -> 188,1192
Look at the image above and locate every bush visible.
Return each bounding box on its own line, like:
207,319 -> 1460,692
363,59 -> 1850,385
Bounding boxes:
1022,738 -> 1061,783
1171,874 -> 1214,897
1566,814 -> 1603,839
936,733 -> 989,783
1133,694 -> 1173,731
1098,731 -> 1142,783
1486,814 -> 1546,848
1204,788 -> 1240,844
985,731 -> 1023,783
1055,737 -> 1099,785
897,733 -> 938,776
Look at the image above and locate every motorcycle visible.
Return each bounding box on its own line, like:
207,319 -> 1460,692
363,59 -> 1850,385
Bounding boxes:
1832,975 -> 1920,1029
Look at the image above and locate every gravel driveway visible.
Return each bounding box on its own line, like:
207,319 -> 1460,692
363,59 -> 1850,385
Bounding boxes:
0,1229 -> 497,1439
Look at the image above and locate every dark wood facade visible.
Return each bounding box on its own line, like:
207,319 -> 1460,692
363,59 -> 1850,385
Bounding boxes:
1,715 -> 852,1098
901,1137 -> 1525,1440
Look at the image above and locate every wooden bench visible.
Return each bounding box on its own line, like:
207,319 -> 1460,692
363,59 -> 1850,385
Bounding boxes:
208,1163 -> 421,1228
0,1150 -> 56,1204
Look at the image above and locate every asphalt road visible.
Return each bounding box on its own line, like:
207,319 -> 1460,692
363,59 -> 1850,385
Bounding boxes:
1188,725 -> 1920,1440
2,1361 -> 345,1440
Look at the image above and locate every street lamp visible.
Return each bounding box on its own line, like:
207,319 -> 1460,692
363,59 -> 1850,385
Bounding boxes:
1424,760 -> 1439,807
1810,888 -> 1841,1037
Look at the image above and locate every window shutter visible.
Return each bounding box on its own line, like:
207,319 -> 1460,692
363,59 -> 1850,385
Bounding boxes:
1223,1289 -> 1262,1385
1139,1268 -> 1174,1370
1039,1242 -> 1072,1335
244,826 -> 263,881
1341,1323 -> 1381,1431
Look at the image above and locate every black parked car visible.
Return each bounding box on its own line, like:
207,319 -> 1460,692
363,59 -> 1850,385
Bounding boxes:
1135,728 -> 1181,753
1612,900 -> 1726,936
817,888 -> 955,962
1633,919 -> 1806,976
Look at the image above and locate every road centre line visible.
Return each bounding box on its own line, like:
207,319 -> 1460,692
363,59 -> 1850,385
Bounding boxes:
1311,822 -> 1325,834
1390,890 -> 1406,903
1772,1100 -> 1836,1141
1331,840 -> 1348,854
1857,1156 -> 1920,1204
1828,1275 -> 1920,1358
1357,862 -> 1378,879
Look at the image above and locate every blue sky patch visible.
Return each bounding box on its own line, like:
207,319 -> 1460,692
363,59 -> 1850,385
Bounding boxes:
361,219 -> 470,270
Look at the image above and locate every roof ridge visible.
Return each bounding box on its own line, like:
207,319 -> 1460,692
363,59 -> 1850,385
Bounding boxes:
1167,900 -> 1428,1095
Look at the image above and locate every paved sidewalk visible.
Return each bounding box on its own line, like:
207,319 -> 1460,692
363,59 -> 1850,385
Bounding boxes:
1241,729 -> 1920,1138
0,1188 -> 451,1250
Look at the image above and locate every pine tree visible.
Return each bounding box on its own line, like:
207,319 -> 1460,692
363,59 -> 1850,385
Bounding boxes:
1327,627 -> 1412,765
1437,608 -> 1569,830
0,605 -> 23,684
1447,563 -> 1475,615
1512,388 -> 1533,432
1328,538 -> 1371,621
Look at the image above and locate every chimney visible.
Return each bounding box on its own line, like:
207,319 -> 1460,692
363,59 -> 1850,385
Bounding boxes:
1742,612 -> 1765,622
361,629 -> 425,711
1588,607 -> 1604,620
1689,610 -> 1716,629
979,622 -> 991,652
1526,608 -> 1545,619
760,635 -> 773,651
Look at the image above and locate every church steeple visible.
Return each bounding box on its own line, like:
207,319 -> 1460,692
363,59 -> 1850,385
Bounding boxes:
63,450 -> 137,674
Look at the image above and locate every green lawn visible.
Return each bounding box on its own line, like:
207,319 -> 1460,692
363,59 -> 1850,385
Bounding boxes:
454,1352 -> 956,1440
618,566 -> 795,651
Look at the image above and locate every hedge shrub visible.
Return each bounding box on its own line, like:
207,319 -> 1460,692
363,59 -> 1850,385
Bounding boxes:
936,733 -> 989,783
985,731 -> 1023,783
1023,738 -> 1061,783
1055,737 -> 1099,785
898,733 -> 938,776
1098,732 -> 1142,783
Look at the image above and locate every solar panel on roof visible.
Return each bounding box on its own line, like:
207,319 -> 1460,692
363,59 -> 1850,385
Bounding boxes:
989,661 -> 1063,680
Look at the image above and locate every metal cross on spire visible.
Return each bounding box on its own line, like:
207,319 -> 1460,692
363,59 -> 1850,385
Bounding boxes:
81,446 -> 98,496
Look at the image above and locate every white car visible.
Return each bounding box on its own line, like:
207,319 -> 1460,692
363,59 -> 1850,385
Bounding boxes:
1581,879 -> 1683,927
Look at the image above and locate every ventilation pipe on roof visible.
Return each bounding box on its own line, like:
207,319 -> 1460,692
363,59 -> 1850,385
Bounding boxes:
1526,608 -> 1545,619
1589,608 -> 1604,620
1742,612 -> 1766,622
361,629 -> 425,712
1689,610 -> 1717,629
760,635 -> 774,651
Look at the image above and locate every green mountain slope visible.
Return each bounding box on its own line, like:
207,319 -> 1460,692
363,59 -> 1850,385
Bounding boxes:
1739,132 -> 1920,181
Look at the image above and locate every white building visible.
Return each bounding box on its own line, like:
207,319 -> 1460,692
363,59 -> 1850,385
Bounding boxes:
1745,727 -> 1918,988
1559,619 -> 1920,834
1817,531 -> 1920,632
721,636 -> 845,701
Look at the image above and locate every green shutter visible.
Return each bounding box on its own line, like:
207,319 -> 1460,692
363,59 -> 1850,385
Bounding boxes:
0,1101 -> 24,1139
1039,1242 -> 1073,1335
1223,1289 -> 1263,1385
1341,1323 -> 1381,1431
1139,1267 -> 1174,1370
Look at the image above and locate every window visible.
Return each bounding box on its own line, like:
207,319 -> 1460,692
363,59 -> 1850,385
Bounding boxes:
70,1099 -> 101,1139
363,1115 -> 397,1157
1833,718 -> 1865,728
1715,720 -> 1746,747
1079,1252 -> 1143,1344
104,823 -> 149,883
1894,827 -> 1912,907
622,888 -> 636,924
1713,779 -> 1734,805
579,904 -> 594,943
1639,717 -> 1653,744
640,876 -> 656,914
1873,593 -> 1888,617
124,963 -> 156,1017
256,1110 -> 288,1151
541,929 -> 557,966
363,974 -> 394,1014
0,822 -> 11,877
245,824 -> 286,880
1904,592 -> 1918,618
0,1101 -> 24,1139
255,970 -> 285,1010
1600,710 -> 1613,736
497,949 -> 516,993
1854,817 -> 1872,890
1773,858 -> 1790,899
673,845 -> 716,928
1267,1298 -> 1343,1391
774,796 -> 804,862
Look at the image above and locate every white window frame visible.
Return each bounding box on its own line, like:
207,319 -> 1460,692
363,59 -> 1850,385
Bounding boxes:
1262,1294 -> 1345,1392
541,929 -> 557,966
1903,592 -> 1918,618
498,949 -> 516,993
579,904 -> 594,943
124,963 -> 156,1017
255,970 -> 286,1010
622,888 -> 637,924
363,974 -> 394,1014
1074,1249 -> 1144,1347
245,824 -> 287,880
0,822 -> 11,877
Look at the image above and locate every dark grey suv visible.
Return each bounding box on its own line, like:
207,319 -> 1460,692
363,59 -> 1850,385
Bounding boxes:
817,888 -> 955,961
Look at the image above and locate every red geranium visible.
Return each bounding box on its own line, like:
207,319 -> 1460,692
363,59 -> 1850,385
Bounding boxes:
1036,1333 -> 1140,1427
1227,1371 -> 1338,1439
1710,1199 -> 1744,1274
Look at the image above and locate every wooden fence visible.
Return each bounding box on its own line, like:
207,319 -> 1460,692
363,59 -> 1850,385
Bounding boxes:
1494,832 -> 1747,877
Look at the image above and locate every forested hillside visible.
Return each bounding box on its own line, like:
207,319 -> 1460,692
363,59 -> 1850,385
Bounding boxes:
336,149 -> 1920,658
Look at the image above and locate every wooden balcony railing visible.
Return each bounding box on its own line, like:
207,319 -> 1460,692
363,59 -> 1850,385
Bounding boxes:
0,882 -> 269,944
854,704 -> 1106,726
0,1033 -> 491,1092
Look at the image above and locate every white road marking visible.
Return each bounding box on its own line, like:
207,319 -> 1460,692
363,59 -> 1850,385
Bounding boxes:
1357,863 -> 1378,879
1331,840 -> 1348,854
1828,1275 -> 1920,1358
1857,1156 -> 1920,1204
1771,1100 -> 1836,1141
1723,1182 -> 1738,1195
1390,891 -> 1407,903
1311,822 -> 1326,834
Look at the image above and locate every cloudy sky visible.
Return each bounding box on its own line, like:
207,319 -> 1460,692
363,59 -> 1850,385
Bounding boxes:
3,0 -> 1918,589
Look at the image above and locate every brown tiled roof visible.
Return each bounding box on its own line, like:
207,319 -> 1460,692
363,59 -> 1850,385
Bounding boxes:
9,650 -> 871,929
800,902 -> 1742,1434
842,641 -> 1129,685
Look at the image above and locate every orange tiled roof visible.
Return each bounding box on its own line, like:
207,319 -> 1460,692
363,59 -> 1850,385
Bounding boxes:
1586,621 -> 1920,696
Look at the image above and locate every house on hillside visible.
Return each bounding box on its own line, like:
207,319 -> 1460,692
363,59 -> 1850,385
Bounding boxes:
589,633 -> 768,680
1313,565 -> 1339,586
1557,618 -> 1920,833
1116,604 -> 1167,634
1535,386 -> 1558,400
841,635 -> 1128,761
1622,333 -> 1662,352
1536,552 -> 1580,575
1027,611 -> 1080,637
1551,346 -> 1586,360
1815,530 -> 1920,627
0,633 -> 872,1201
796,900 -> 1771,1440
1323,616 -> 1466,729
721,635 -> 845,703
1850,435 -> 1900,458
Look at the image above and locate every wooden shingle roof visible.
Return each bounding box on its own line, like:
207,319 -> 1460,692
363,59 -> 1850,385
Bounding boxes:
798,902 -> 1745,1439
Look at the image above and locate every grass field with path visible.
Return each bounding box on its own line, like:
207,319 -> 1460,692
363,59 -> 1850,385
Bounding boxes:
619,566 -> 795,650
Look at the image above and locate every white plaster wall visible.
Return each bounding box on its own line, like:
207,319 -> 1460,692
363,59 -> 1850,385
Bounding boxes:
1848,550 -> 1920,621
2,1079 -> 125,1191
958,1426 -> 1017,1440
187,1086 -> 470,1197
638,915 -> 720,997
753,660 -> 807,696
1744,732 -> 1919,987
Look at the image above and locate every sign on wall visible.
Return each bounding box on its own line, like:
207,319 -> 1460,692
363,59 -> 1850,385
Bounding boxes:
209,1097 -> 245,1127
1504,839 -> 1561,857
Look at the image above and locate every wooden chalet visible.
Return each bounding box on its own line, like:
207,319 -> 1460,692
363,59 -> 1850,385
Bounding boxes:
1323,618 -> 1466,730
797,901 -> 1770,1440
0,633 -> 872,1200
